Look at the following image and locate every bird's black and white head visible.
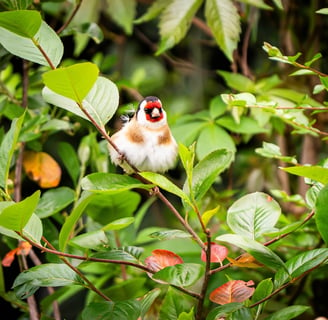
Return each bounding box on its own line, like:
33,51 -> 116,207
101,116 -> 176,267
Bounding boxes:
136,96 -> 167,128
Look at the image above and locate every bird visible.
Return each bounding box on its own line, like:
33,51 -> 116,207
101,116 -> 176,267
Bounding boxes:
109,96 -> 178,173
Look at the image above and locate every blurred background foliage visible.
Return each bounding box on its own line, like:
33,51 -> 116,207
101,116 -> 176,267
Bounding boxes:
1,0 -> 328,319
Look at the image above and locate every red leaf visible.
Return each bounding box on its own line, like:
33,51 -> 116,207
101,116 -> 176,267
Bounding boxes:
201,242 -> 228,263
2,248 -> 18,267
209,280 -> 255,305
2,242 -> 32,267
145,249 -> 183,272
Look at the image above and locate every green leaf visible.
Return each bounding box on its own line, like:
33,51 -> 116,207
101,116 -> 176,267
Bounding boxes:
42,62 -> 99,104
316,8 -> 328,15
320,75 -> 328,90
217,116 -> 269,134
251,278 -> 273,311
43,76 -> 119,127
217,70 -> 255,92
188,149 -> 234,201
82,172 -> 152,194
62,22 -> 104,45
216,234 -> 287,271
274,248 -> 328,289
272,0 -> 283,9
91,246 -> 143,263
282,165 -> 328,184
22,213 -> 43,244
237,0 -> 272,10
0,10 -> 41,38
59,191 -> 96,251
178,308 -> 194,320
35,187 -> 75,218
255,142 -> 298,164
13,263 -> 85,299
196,124 -> 236,159
206,303 -> 244,320
0,21 -> 63,67
103,217 -> 135,231
156,0 -> 203,55
316,185 -> 328,245
107,277 -> 146,300
139,172 -> 191,204
106,0 -> 136,35
0,113 -> 24,191
227,192 -> 281,239
178,143 -> 195,193
140,289 -> 161,318
172,121 -> 205,147
70,230 -> 108,250
85,192 -> 141,225
149,229 -> 192,240
135,0 -> 173,23
57,142 -> 80,186
0,191 -> 40,231
153,263 -> 204,287
159,287 -> 194,320
82,300 -> 141,320
205,0 -> 241,61
304,53 -> 322,67
264,305 -> 309,320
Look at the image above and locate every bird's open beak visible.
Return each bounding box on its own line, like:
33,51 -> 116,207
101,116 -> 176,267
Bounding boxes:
151,108 -> 161,118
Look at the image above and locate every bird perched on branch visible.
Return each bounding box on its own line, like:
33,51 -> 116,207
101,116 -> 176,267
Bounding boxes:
109,96 -> 178,173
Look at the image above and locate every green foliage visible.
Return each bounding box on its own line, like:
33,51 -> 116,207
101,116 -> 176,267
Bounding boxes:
1,2 -> 328,320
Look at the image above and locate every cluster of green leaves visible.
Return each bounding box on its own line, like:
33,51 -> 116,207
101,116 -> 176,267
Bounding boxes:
0,2 -> 328,320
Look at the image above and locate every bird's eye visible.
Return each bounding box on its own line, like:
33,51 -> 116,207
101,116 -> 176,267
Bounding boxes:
144,108 -> 153,114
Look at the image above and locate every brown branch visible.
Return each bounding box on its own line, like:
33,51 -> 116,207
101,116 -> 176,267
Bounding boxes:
192,17 -> 213,37
240,8 -> 256,79
33,40 -> 56,70
40,237 -> 112,301
196,234 -> 212,320
56,0 -> 83,35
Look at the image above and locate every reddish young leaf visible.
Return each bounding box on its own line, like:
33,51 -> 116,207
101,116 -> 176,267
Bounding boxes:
2,241 -> 32,267
2,248 -> 18,267
145,249 -> 183,272
23,151 -> 61,188
209,280 -> 255,305
201,242 -> 228,264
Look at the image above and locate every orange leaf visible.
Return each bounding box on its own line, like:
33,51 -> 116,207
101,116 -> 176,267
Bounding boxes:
23,151 -> 61,188
2,248 -> 18,267
201,242 -> 228,264
209,280 -> 255,305
145,249 -> 183,272
2,241 -> 32,267
227,253 -> 264,268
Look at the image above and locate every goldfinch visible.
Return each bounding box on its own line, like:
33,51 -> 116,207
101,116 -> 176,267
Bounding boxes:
109,96 -> 178,173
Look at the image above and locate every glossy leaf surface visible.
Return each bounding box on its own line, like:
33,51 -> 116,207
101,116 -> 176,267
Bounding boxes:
227,192 -> 281,239
13,263 -> 85,299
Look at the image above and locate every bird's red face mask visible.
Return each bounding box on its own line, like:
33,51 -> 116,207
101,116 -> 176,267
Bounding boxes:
144,101 -> 164,122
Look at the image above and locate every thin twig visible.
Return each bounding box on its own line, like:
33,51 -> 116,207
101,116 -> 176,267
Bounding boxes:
196,235 -> 212,320
41,237 -> 112,301
56,0 -> 83,35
